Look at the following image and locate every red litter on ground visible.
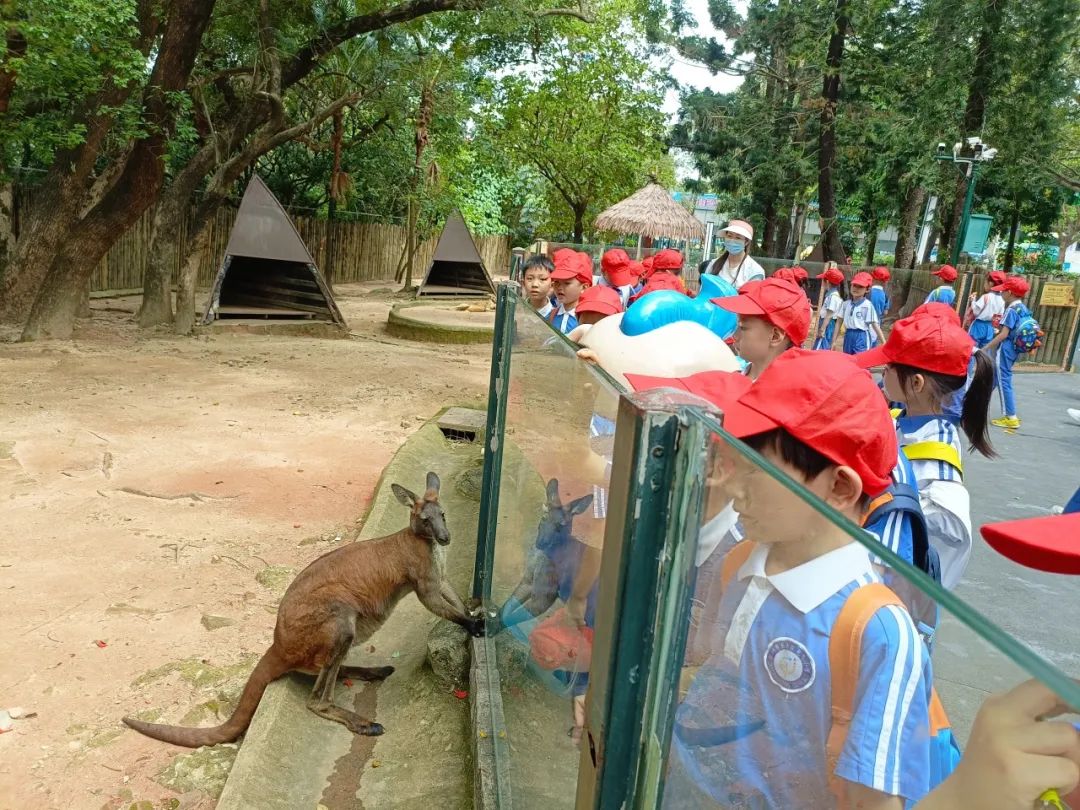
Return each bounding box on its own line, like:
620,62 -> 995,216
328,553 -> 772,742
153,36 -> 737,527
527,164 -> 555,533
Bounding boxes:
343,678 -> 354,688
93,640 -> 108,648
453,689 -> 468,700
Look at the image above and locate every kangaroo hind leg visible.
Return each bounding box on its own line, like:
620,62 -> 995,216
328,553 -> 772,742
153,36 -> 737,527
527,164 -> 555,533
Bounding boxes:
306,609 -> 385,736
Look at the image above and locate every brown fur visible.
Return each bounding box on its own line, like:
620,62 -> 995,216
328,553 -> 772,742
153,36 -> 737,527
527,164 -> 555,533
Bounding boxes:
122,472 -> 480,747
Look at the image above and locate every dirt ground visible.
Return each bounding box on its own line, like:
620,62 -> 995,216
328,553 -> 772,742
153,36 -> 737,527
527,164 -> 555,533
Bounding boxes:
0,283 -> 492,809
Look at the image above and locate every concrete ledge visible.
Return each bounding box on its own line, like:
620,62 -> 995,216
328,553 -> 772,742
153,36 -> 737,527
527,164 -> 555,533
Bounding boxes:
387,302 -> 495,345
470,636 -> 513,810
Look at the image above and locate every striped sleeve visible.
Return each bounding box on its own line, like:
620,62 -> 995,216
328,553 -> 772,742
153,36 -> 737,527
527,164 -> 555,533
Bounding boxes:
835,604 -> 932,802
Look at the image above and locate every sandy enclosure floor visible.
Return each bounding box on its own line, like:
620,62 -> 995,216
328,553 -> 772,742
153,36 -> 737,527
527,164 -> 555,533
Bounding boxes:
0,283 -> 491,809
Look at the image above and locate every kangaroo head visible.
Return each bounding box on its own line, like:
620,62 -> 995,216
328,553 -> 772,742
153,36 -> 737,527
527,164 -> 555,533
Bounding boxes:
392,471 -> 449,546
540,478 -> 593,538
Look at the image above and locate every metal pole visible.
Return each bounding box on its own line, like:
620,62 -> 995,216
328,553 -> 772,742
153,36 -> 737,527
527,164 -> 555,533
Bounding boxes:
951,162 -> 978,266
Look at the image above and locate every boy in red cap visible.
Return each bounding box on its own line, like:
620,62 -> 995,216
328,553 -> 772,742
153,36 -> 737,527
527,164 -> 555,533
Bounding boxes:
926,265 -> 958,307
566,285 -> 623,343
855,307 -> 996,588
598,248 -> 641,307
811,266 -> 845,350
548,250 -> 593,335
712,277 -> 811,379
671,349 -> 935,809
832,271 -> 885,354
966,270 -> 1007,348
650,248 -> 689,293
984,275 -> 1033,429
870,266 -> 891,322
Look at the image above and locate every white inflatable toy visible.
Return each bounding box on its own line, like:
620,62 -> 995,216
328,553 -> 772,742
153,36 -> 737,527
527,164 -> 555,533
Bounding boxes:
580,312 -> 742,391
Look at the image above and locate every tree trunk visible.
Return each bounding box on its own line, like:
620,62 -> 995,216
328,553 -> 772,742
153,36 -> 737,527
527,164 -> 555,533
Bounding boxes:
894,186 -> 926,269
1003,199 -> 1020,272
816,0 -> 848,264
791,203 -> 807,261
0,181 -> 13,278
174,225 -> 211,335
864,221 -> 878,266
774,201 -> 793,261
761,195 -> 778,257
572,205 -> 586,244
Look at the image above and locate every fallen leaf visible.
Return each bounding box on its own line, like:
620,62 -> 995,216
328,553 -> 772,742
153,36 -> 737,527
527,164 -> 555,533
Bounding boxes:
93,640 -> 108,648
371,760 -> 381,768
453,689 -> 468,700
343,679 -> 354,688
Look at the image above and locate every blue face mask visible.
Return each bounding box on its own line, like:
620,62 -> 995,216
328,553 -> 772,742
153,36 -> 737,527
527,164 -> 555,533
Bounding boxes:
724,239 -> 745,255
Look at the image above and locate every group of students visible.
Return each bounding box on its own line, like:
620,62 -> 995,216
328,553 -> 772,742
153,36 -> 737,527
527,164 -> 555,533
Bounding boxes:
514,244 -> 1076,808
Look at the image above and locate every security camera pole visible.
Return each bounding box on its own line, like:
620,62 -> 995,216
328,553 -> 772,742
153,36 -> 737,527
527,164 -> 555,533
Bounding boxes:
933,137 -> 997,266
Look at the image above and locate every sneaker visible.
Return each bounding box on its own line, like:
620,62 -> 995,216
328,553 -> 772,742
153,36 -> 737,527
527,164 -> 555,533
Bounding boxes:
1068,408 -> 1080,425
992,415 -> 1021,429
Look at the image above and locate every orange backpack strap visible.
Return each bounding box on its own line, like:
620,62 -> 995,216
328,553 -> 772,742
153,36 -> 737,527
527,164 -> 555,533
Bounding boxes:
928,687 -> 949,735
719,541 -> 756,590
825,582 -> 905,809
860,492 -> 893,528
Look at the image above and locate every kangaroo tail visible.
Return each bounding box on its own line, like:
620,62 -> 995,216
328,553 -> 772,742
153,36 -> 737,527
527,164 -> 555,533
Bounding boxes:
122,648 -> 288,747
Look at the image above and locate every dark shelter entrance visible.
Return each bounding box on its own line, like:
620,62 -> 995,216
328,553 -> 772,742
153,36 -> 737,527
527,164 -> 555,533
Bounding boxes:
202,175 -> 346,327
417,210 -> 496,296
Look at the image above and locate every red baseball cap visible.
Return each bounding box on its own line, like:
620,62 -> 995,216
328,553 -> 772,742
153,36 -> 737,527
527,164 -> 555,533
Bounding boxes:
601,249 -> 637,287
851,271 -> 874,288
641,255 -> 656,277
711,278 -> 811,346
872,266 -> 891,282
772,267 -> 796,282
629,271 -> 687,302
932,264 -> 958,282
911,301 -> 961,326
816,267 -> 845,286
576,284 -> 624,316
854,309 -> 974,376
624,369 -> 753,405
988,270 -> 1007,285
980,513 -> 1080,575
551,250 -> 593,286
992,275 -> 1031,296
652,249 -> 684,272
705,349 -> 897,495
792,266 -> 809,283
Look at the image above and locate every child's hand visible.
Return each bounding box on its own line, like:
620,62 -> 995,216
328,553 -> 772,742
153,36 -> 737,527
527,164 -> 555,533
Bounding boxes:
576,348 -> 600,365
922,679 -> 1080,809
564,596 -> 588,628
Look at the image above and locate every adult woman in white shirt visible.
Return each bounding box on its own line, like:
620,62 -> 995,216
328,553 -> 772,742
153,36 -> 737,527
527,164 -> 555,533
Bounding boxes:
704,219 -> 766,289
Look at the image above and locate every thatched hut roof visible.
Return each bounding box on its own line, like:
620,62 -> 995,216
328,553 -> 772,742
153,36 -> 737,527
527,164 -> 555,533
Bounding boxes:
595,183 -> 705,241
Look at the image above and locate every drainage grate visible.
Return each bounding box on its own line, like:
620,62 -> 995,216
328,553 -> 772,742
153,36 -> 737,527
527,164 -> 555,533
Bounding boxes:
437,407 -> 486,443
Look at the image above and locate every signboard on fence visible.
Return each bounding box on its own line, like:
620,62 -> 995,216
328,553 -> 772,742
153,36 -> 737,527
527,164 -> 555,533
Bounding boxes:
1039,282 -> 1077,307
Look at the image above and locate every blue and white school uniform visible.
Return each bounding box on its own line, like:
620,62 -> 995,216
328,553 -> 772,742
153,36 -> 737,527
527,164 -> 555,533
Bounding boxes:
839,297 -> 879,354
995,301 -> 1027,418
813,289 -> 843,350
549,304 -> 579,335
968,292 -> 1003,347
671,542 -> 932,808
895,414 -> 971,589
589,414 -> 616,520
925,285 -> 956,307
535,297 -> 555,319
870,284 -> 890,320
599,277 -> 639,309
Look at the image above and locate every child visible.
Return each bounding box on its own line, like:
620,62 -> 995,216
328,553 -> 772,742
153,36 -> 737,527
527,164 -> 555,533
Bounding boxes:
771,266 -> 796,282
651,248 -> 689,293
628,257 -> 690,304
832,271 -> 885,354
521,254 -> 556,318
599,248 -> 641,307
811,266 -> 844,350
712,277 -> 811,377
926,265 -> 958,307
855,308 -> 997,589
548,250 -> 593,335
670,349 -> 934,809
967,270 -> 1006,348
870,266 -> 891,322
566,285 -> 623,344
984,275 -> 1032,430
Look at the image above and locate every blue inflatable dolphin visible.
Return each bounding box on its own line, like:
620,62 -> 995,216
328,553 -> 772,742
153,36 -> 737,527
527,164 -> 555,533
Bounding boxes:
621,274 -> 739,340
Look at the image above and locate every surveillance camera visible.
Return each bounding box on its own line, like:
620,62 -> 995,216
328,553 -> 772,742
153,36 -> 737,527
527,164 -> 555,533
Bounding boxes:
966,136 -> 982,147
937,142 -> 947,153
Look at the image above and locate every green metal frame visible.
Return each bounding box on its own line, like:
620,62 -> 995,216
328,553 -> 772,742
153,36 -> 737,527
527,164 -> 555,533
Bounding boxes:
473,282 -> 516,601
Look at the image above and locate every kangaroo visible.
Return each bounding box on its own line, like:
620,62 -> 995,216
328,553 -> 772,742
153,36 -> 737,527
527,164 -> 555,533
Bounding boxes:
123,471 -> 482,747
495,478 -> 593,632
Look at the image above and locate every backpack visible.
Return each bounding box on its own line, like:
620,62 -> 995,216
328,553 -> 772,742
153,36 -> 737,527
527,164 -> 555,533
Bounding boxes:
719,544 -> 961,806
1011,304 -> 1044,353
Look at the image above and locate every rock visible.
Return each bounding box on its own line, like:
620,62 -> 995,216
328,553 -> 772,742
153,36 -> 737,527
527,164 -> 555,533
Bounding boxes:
426,619 -> 470,690
254,565 -> 294,596
200,614 -> 236,631
155,743 -> 239,799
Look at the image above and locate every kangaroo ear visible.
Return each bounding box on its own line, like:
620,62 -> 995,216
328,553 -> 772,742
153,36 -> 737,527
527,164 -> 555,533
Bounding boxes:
546,478 -> 561,505
426,471 -> 440,494
568,494 -> 594,516
392,484 -> 419,507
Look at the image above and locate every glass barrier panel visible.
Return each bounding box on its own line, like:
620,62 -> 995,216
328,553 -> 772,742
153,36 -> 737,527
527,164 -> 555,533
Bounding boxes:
487,291 -> 622,808
654,409 -> 1080,810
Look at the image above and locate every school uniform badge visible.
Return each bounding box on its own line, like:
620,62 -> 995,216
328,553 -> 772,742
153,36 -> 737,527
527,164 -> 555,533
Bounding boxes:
763,637 -> 815,693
